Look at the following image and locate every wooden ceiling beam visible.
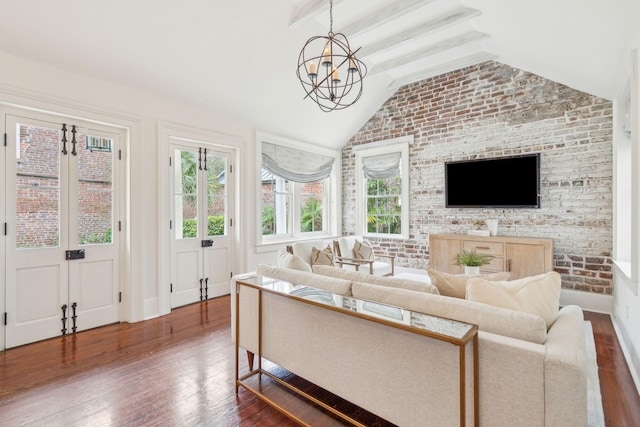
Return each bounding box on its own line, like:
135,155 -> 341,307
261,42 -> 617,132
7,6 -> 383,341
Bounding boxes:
359,7 -> 481,58
338,0 -> 436,38
369,31 -> 490,75
387,51 -> 497,89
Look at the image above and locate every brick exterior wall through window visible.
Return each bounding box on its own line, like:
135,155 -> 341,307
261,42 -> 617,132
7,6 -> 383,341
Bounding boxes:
16,124 -> 113,248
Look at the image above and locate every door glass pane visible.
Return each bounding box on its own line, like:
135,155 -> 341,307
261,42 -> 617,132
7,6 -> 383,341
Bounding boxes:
78,132 -> 114,246
206,153 -> 227,237
15,123 -> 60,249
174,149 -> 198,239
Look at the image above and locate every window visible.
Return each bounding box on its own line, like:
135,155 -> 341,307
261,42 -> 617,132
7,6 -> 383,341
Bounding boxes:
261,171 -> 327,236
366,175 -> 401,234
86,135 -> 113,152
354,137 -> 411,239
300,180 -> 325,233
257,132 -> 339,243
614,51 -> 637,287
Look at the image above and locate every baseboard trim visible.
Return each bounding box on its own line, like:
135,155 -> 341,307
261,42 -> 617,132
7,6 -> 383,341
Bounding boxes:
560,289 -> 612,314
144,297 -> 160,320
612,315 -> 640,396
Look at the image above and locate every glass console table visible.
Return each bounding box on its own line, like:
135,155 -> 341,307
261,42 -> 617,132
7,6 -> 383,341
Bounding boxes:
235,275 -> 479,426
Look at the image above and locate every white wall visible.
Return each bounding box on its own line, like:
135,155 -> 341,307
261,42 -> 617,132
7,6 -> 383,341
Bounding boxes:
0,50 -> 276,322
612,33 -> 640,393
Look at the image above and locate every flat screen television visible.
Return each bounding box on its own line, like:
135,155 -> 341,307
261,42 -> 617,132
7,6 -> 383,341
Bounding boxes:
445,153 -> 541,208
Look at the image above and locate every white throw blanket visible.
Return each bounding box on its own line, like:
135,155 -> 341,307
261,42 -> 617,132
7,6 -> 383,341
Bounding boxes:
585,321 -> 604,427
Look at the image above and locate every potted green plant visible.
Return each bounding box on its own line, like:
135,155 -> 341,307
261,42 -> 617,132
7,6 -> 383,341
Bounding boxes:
453,249 -> 493,275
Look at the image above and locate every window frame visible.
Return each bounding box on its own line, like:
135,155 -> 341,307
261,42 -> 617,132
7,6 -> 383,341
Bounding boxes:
614,48 -> 639,289
256,131 -> 340,246
354,136 -> 411,240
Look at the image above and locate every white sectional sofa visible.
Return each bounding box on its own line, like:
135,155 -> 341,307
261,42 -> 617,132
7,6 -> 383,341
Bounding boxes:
231,264 -> 587,427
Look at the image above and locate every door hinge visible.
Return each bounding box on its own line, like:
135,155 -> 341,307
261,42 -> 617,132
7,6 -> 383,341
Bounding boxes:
169,220 -> 172,230
3,312 -> 7,326
119,292 -> 122,303
230,218 -> 233,227
203,148 -> 208,171
229,164 -> 233,173
170,283 -> 173,293
3,133 -> 7,146
3,223 -> 7,236
118,149 -> 122,160
230,272 -> 233,279
169,156 -> 172,167
118,221 -> 122,232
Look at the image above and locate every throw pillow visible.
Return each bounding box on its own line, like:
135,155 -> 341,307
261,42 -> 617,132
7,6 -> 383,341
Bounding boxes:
277,249 -> 312,272
311,245 -> 334,267
353,240 -> 374,261
427,269 -> 510,299
466,271 -> 561,328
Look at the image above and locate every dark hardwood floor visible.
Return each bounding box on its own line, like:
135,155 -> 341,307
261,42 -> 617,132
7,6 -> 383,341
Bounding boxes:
585,311 -> 640,427
0,296 -> 638,426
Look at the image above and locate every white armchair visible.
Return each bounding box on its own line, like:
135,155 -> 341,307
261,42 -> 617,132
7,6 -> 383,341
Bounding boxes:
333,236 -> 395,276
285,240 -> 333,268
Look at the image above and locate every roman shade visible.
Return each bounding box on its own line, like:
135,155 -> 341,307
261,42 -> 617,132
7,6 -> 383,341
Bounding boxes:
361,152 -> 401,179
262,142 -> 334,183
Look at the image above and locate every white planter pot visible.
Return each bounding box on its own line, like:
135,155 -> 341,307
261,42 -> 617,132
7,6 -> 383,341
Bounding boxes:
464,266 -> 480,275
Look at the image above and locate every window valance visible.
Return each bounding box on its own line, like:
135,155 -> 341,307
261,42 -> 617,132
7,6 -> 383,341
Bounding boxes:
361,152 -> 401,179
262,142 -> 334,183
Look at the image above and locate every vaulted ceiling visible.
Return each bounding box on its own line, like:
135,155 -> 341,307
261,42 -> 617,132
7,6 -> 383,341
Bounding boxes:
0,0 -> 638,149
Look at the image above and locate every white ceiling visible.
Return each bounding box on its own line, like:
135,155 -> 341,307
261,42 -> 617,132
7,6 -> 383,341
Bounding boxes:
0,0 -> 638,149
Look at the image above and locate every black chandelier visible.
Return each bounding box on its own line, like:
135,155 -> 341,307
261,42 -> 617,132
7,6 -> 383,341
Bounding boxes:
296,0 -> 367,112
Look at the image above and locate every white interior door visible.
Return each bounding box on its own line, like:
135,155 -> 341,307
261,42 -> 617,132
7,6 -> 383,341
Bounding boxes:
171,146 -> 203,307
170,141 -> 233,309
202,149 -> 232,299
69,126 -> 120,331
4,113 -> 121,348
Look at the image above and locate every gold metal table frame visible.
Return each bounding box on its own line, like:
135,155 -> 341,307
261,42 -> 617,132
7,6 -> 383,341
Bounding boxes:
235,276 -> 479,426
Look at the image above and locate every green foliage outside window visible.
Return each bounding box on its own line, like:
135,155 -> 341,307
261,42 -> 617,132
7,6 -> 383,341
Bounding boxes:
301,198 -> 322,232
180,151 -> 225,207
78,228 -> 112,245
262,205 -> 275,235
367,177 -> 401,235
182,215 -> 225,238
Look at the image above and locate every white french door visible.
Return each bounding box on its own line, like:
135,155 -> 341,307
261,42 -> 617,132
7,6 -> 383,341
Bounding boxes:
4,112 -> 122,348
170,140 -> 233,308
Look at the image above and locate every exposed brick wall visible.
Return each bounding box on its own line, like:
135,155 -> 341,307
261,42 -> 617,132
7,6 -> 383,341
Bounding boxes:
342,61 -> 613,294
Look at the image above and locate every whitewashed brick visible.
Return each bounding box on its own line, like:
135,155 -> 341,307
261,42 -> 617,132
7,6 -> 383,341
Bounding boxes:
342,61 -> 613,294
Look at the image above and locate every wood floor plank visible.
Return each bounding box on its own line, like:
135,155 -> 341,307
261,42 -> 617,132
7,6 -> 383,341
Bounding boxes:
0,297 -> 638,426
584,311 -> 640,427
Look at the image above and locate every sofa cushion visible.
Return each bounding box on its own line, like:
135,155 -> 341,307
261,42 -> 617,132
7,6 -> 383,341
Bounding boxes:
351,281 -> 547,344
427,269 -> 511,299
277,249 -> 312,272
313,264 -> 439,294
311,245 -> 334,267
256,264 -> 352,296
353,239 -> 374,261
466,271 -> 561,328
